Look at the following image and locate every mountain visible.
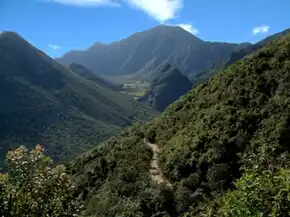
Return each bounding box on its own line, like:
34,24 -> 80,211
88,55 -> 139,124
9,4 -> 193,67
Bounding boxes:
189,28 -> 290,86
224,28 -> 290,67
0,31 -> 155,168
139,65 -> 193,111
69,63 -> 120,90
69,32 -> 290,216
57,25 -> 248,80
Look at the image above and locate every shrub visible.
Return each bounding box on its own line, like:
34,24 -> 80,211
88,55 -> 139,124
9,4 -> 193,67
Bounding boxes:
0,145 -> 81,217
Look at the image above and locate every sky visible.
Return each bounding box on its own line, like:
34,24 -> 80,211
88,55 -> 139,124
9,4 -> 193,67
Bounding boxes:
1,0 -> 290,57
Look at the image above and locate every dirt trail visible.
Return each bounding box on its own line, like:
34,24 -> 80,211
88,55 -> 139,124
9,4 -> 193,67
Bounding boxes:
144,139 -> 172,188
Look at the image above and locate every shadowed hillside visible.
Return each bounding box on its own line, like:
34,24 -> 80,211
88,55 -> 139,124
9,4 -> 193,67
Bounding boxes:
139,65 -> 193,111
0,31 -> 156,168
69,63 -> 120,90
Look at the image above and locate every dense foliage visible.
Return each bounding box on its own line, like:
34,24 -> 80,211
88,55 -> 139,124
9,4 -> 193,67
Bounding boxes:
139,65 -> 193,111
206,169 -> 290,217
0,145 -> 81,216
145,32 -> 290,214
0,31 -> 156,168
57,25 -> 247,81
70,32 -> 290,216
68,124 -> 176,217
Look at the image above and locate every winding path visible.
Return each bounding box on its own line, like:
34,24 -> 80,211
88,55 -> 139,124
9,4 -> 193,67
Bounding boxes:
144,139 -> 172,188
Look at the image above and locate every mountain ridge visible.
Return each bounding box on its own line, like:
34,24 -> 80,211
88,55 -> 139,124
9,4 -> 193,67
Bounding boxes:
69,63 -> 120,90
56,25 -> 248,80
139,65 -> 193,111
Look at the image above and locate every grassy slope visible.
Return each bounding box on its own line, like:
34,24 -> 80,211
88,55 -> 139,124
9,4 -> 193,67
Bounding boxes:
70,33 -> 290,216
0,32 -> 156,167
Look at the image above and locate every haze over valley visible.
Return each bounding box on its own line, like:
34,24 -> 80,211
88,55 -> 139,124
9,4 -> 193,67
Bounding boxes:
1,0 -> 290,216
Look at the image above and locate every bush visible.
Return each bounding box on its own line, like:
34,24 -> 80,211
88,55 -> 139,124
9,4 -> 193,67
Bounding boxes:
206,163 -> 230,191
0,145 -> 81,217
204,169 -> 290,217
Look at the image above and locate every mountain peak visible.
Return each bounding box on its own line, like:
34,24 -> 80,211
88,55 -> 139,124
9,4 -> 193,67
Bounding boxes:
88,42 -> 106,50
151,24 -> 182,30
0,31 -> 20,37
0,31 -> 37,54
151,24 -> 189,31
58,25 -> 242,79
148,24 -> 202,40
140,67 -> 192,111
0,31 -> 26,42
158,67 -> 190,83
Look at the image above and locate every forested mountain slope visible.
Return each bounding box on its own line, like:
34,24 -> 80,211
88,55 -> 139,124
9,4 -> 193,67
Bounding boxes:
69,32 -> 290,216
0,31 -> 155,168
57,25 -> 248,80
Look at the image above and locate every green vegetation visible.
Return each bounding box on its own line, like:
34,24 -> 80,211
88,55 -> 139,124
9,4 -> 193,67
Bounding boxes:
0,145 -> 81,216
0,31 -> 156,168
69,32 -> 290,216
68,124 -> 177,217
196,169 -> 290,217
120,80 -> 149,100
139,65 -> 193,111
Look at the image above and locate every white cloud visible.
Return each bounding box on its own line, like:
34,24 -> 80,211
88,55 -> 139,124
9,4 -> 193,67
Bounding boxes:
45,0 -> 184,23
176,23 -> 199,35
252,25 -> 270,35
47,0 -> 120,7
49,44 -> 60,50
125,0 -> 183,23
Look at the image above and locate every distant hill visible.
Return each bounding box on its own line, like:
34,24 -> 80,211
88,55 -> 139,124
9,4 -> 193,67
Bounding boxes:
0,31 -> 155,168
69,31 -> 290,217
224,28 -> 290,67
189,28 -> 290,85
69,63 -> 120,90
139,65 -> 192,111
57,25 -> 248,80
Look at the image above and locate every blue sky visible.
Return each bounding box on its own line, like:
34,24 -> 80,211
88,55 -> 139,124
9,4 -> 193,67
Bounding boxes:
1,0 -> 290,57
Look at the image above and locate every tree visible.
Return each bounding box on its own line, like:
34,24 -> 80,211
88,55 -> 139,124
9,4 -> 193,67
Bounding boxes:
0,145 -> 81,217
203,169 -> 290,217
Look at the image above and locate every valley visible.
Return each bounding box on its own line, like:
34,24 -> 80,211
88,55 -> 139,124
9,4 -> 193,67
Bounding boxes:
0,31 -> 156,169
68,30 -> 290,217
1,7 -> 290,216
120,80 -> 150,100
